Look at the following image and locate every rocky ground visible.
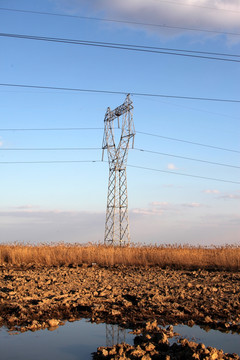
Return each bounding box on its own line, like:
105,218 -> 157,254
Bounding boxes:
94,321 -> 240,360
0,264 -> 239,359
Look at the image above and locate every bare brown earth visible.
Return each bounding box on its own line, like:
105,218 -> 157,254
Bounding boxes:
94,321 -> 240,360
0,264 -> 239,359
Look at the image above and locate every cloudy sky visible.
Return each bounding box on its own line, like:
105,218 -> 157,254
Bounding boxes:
0,0 -> 239,245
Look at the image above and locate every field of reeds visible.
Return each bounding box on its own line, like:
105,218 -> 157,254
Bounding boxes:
0,243 -> 239,270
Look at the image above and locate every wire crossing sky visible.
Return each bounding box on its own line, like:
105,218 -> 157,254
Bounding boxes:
0,0 -> 239,246
0,83 -> 240,102
1,7 -> 240,36
0,127 -> 239,153
1,32 -> 240,62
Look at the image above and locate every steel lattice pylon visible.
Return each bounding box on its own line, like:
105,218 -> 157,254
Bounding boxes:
102,94 -> 135,246
105,324 -> 126,347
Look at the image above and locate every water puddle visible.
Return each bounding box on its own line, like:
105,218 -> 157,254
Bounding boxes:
171,324 -> 240,355
0,320 -> 134,360
0,321 -> 239,359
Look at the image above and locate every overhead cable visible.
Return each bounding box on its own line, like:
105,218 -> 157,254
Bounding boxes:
0,33 -> 240,62
134,148 -> 240,169
0,7 -> 240,36
0,160 -> 101,164
1,127 -> 239,154
1,146 -> 239,169
1,159 -> 239,184
0,147 -> 101,151
0,83 -> 239,103
0,127 -> 103,131
126,164 -> 240,184
136,131 -> 240,153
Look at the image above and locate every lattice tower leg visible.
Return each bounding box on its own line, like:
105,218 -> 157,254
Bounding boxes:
118,168 -> 130,246
104,167 -> 117,245
104,167 -> 130,246
106,324 -> 126,347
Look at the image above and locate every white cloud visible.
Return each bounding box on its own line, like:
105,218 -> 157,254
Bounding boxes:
204,189 -> 220,194
219,194 -> 240,200
131,200 -> 204,217
203,190 -> 240,200
0,208 -> 103,221
181,202 -> 202,208
1,205 -> 239,245
0,208 -> 105,243
167,163 -> 178,170
131,201 -> 173,217
12,205 -> 40,211
56,0 -> 240,40
131,208 -> 164,216
151,201 -> 169,206
130,208 -> 240,245
0,138 -> 3,147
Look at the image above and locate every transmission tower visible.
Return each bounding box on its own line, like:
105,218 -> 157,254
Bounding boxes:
106,324 -> 126,347
102,94 -> 135,246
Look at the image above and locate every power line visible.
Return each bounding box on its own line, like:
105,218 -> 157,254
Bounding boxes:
0,127 -> 103,131
1,146 -> 238,169
150,97 -> 240,121
1,127 -> 239,154
1,32 -> 240,63
134,148 -> 240,169
0,147 -> 101,151
0,160 -> 101,164
136,131 -> 240,153
1,83 -> 240,103
1,158 -> 238,184
38,39 -> 240,59
126,164 -> 240,184
0,7 -> 240,36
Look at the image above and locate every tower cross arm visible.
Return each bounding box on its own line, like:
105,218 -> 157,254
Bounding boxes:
107,94 -> 133,122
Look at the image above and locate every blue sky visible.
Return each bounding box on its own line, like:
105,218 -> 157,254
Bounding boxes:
0,0 -> 239,245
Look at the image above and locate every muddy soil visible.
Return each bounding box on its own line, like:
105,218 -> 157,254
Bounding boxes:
94,321 -> 240,360
0,264 -> 239,334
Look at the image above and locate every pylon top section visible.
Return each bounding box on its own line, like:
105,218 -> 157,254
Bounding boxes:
102,94 -> 135,169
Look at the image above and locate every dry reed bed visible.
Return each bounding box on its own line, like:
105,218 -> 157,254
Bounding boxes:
0,244 -> 239,270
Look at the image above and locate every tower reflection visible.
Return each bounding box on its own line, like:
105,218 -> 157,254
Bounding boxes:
106,324 -> 126,347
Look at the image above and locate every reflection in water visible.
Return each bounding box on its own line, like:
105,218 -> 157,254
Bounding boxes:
171,325 -> 240,355
106,324 -> 126,347
0,320 -> 134,360
0,320 -> 239,360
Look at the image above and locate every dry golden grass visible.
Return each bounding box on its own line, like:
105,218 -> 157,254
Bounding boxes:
0,243 -> 239,270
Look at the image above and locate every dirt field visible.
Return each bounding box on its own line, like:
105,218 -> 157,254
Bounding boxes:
0,264 -> 239,332
1,264 -> 239,359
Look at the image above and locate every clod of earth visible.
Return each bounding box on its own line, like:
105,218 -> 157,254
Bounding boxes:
93,321 -> 240,360
0,264 -> 240,357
